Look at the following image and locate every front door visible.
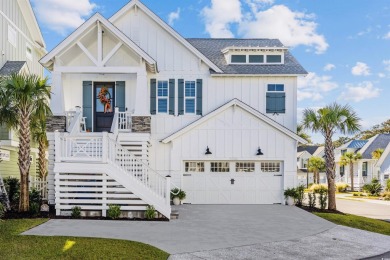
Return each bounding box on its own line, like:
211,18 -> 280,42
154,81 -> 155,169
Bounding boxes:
94,82 -> 115,132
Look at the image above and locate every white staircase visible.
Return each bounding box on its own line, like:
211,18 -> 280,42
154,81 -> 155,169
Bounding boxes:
53,131 -> 171,219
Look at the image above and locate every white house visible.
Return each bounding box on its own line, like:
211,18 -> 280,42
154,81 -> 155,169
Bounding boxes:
335,135 -> 390,189
297,146 -> 326,186
0,0 -> 47,180
42,0 -> 307,219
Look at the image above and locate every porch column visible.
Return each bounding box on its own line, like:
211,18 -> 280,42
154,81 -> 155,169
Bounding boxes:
51,71 -> 65,116
134,66 -> 149,116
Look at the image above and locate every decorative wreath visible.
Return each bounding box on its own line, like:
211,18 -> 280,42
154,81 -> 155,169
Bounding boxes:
97,87 -> 112,113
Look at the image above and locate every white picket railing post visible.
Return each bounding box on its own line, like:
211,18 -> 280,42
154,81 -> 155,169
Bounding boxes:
102,132 -> 108,163
54,131 -> 61,162
166,175 -> 171,207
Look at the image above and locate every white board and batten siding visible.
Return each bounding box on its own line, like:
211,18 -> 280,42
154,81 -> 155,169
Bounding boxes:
0,0 -> 44,76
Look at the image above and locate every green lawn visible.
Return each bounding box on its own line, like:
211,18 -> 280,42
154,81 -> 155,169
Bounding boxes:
314,212 -> 390,236
0,219 -> 169,260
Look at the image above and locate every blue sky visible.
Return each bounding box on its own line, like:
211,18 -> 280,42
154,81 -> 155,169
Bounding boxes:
31,0 -> 390,143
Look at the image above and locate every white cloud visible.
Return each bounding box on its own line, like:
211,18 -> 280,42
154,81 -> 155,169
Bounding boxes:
384,31 -> 390,39
201,0 -> 242,38
340,81 -> 381,102
238,5 -> 328,54
323,63 -> 335,71
351,62 -> 371,76
32,0 -> 96,35
378,73 -> 386,78
168,8 -> 181,26
297,72 -> 338,101
245,0 -> 274,13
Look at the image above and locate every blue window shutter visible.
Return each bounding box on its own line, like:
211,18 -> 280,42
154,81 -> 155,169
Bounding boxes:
116,81 -> 126,112
150,79 -> 157,115
178,79 -> 184,115
196,79 -> 203,115
169,79 -> 175,115
82,81 -> 93,131
266,93 -> 285,114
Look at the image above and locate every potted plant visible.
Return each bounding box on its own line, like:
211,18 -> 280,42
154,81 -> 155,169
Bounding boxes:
171,188 -> 186,205
284,188 -> 297,206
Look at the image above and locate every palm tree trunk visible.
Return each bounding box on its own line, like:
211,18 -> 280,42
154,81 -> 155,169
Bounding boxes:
325,133 -> 336,210
38,140 -> 47,179
317,171 -> 320,184
18,111 -> 31,212
350,163 -> 354,191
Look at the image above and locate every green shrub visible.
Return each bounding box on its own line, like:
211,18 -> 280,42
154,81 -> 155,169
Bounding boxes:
170,188 -> 186,200
29,202 -> 40,217
29,188 -> 42,204
363,178 -> 382,196
4,177 -> 20,209
352,192 -> 364,197
336,182 -> 349,192
318,188 -> 328,210
295,185 -> 305,206
283,188 -> 297,199
382,191 -> 390,201
309,184 -> 328,193
107,204 -> 121,219
71,206 -> 81,218
386,179 -> 390,192
308,192 -> 316,208
144,205 -> 156,220
0,202 -> 5,219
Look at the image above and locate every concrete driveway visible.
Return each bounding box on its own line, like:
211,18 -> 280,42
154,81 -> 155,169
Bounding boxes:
23,205 -> 390,259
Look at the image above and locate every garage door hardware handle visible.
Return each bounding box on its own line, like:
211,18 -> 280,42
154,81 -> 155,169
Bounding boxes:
274,174 -> 282,176
230,178 -> 235,185
183,174 -> 192,176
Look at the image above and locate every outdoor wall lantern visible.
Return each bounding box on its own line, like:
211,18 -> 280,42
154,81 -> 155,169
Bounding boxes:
205,146 -> 212,155
256,147 -> 264,156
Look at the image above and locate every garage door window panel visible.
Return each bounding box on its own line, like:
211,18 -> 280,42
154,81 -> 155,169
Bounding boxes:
211,162 -> 230,172
185,162 -> 204,172
261,162 -> 281,172
236,162 -> 255,172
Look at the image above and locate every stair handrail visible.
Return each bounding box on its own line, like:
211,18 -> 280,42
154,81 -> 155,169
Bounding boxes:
67,107 -> 83,135
106,137 -> 181,194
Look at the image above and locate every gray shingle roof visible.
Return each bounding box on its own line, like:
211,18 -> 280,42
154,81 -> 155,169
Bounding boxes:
362,134 -> 390,159
298,145 -> 320,155
185,38 -> 307,75
0,61 -> 26,76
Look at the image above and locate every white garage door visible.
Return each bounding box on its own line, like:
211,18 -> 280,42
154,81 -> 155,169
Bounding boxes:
182,161 -> 283,204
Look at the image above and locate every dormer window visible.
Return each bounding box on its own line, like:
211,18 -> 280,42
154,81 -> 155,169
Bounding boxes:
224,47 -> 286,65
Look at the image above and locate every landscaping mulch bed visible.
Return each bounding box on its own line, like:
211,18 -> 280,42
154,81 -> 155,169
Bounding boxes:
298,205 -> 345,215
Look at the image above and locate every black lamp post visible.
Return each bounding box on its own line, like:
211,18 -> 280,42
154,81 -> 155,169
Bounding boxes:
205,146 -> 212,155
256,147 -> 264,156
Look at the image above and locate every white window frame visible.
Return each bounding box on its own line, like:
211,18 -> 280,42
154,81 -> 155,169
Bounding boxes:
8,25 -> 17,47
184,81 -> 196,114
235,162 -> 255,172
185,161 -> 205,172
26,42 -> 33,60
210,162 -> 230,172
260,162 -> 281,173
157,80 -> 169,114
229,53 -> 284,65
265,54 -> 283,64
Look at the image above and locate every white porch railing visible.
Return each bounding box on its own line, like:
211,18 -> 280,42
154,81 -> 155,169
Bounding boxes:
66,107 -> 86,134
110,107 -> 132,134
65,111 -> 76,131
54,132 -> 173,217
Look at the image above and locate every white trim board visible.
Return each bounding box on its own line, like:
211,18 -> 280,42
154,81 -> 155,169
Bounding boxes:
161,98 -> 307,144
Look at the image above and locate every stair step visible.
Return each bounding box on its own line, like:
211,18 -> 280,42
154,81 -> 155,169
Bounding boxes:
170,210 -> 179,219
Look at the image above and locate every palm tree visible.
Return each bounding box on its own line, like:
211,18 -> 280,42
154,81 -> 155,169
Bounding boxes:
339,152 -> 362,191
0,74 -> 51,212
371,148 -> 384,160
302,103 -> 360,210
31,118 -> 49,180
308,156 -> 325,185
297,124 -> 312,144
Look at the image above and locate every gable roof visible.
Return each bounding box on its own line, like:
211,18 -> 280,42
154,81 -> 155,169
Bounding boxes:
337,139 -> 368,150
0,61 -> 27,76
186,38 -> 307,75
17,0 -> 45,48
313,146 -> 324,157
360,134 -> 390,159
161,98 -> 307,144
298,145 -> 321,155
375,142 -> 390,167
40,13 -> 156,71
297,150 -> 311,158
109,0 -> 223,73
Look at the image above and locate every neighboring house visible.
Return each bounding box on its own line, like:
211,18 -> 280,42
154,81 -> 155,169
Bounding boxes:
41,0 -> 307,218
335,135 -> 390,189
374,141 -> 390,185
297,146 -> 326,186
0,0 -> 47,181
